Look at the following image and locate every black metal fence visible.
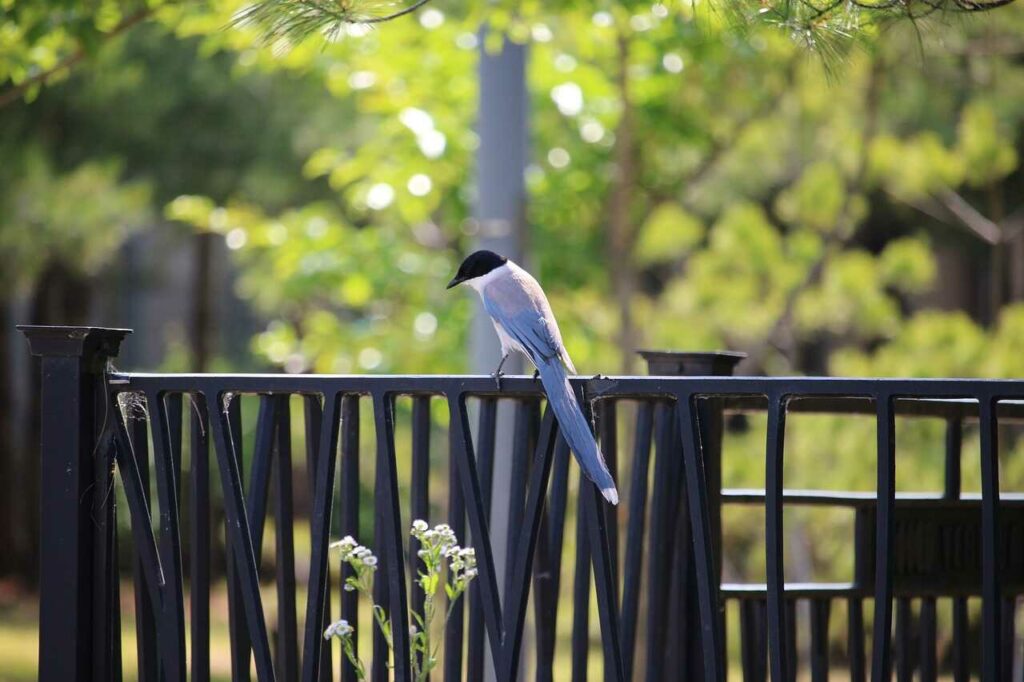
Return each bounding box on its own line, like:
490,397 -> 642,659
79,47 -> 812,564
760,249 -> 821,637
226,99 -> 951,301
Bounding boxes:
20,326 -> 1024,682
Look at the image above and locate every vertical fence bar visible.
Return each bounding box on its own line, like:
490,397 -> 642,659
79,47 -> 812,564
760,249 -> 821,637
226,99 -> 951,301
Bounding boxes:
300,392 -> 342,682
979,396 -> 1003,681
677,394 -> 724,682
810,599 -> 830,682
93,420 -> 121,682
504,399 -> 536,604
271,396 -> 299,682
571,487 -> 592,682
445,414 -> 468,682
943,417 -> 969,682
224,396 -> 252,682
447,394 -> 504,671
895,598 -> 912,682
871,395 -> 897,682
785,601 -> 797,682
919,597 -> 936,682
19,327 -> 131,682
644,401 -> 682,682
247,395 -> 280,566
1001,598 -> 1015,681
372,393 -> 412,682
409,395 -> 431,630
598,399 -> 619,601
127,411 -> 160,682
952,598 -> 969,682
147,391 -> 188,682
207,392 -> 277,682
466,397 -> 498,681
621,400 -> 654,679
372,421 -> 391,682
583,485 -> 626,682
190,394 -> 211,682
502,409 -> 559,680
338,395 -> 360,682
765,395 -> 790,682
739,600 -> 767,682
304,395 -> 333,682
535,435 -> 570,682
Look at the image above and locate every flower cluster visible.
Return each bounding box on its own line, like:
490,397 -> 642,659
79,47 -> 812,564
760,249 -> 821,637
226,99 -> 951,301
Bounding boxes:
323,619 -> 354,640
324,617 -> 364,678
408,520 -> 479,680
323,521 -> 478,682
446,546 -> 478,589
331,535 -> 378,595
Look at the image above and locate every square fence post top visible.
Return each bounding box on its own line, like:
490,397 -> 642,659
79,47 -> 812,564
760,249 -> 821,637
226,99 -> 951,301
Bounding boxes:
637,349 -> 747,377
17,325 -> 132,361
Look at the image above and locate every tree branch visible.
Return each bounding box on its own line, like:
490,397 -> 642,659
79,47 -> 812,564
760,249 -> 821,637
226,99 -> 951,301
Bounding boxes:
935,188 -> 1003,244
0,8 -> 152,111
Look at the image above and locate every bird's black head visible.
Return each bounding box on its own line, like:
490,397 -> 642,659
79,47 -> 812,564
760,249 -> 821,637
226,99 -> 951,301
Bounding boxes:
446,250 -> 508,289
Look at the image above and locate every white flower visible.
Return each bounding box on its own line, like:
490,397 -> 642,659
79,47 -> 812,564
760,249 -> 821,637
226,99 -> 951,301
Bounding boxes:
466,568 -> 478,578
331,536 -> 359,559
412,519 -> 429,533
324,619 -> 354,640
331,536 -> 357,549
363,555 -> 378,567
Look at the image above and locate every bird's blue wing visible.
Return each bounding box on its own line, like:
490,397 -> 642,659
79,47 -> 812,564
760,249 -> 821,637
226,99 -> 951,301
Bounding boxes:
480,277 -> 564,366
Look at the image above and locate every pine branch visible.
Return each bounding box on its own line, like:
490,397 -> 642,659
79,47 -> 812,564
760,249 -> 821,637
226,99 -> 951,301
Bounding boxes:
233,0 -> 434,45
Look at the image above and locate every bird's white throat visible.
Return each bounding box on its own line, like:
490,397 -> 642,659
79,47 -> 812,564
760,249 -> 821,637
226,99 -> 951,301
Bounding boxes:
465,261 -> 513,293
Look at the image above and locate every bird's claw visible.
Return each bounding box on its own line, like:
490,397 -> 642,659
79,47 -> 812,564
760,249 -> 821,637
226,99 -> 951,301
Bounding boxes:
492,371 -> 504,391
532,369 -> 540,381
590,373 -> 606,380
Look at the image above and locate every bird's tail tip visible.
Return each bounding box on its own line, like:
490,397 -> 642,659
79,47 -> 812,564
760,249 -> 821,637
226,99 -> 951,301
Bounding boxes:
601,487 -> 619,506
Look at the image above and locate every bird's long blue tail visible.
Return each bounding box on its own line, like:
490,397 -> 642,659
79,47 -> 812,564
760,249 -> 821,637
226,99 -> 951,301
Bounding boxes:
536,358 -> 619,505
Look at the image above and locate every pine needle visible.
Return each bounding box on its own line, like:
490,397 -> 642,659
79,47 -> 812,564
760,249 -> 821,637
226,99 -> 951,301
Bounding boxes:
233,0 -> 434,44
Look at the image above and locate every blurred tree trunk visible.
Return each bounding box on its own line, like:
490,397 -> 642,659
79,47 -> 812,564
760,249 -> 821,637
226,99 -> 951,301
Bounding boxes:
18,261 -> 93,583
607,31 -> 639,374
191,232 -> 214,372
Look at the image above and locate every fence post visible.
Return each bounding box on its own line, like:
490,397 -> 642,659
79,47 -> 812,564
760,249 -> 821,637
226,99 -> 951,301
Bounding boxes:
638,350 -> 744,682
18,325 -> 131,682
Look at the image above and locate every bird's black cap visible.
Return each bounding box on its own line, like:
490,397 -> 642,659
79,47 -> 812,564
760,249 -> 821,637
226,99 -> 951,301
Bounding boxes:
446,250 -> 508,289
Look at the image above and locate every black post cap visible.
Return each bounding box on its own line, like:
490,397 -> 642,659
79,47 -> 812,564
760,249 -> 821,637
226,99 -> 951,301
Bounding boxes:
18,325 -> 132,361
637,349 -> 746,377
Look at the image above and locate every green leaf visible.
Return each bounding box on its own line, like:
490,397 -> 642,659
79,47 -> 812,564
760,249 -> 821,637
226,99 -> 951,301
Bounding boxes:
634,202 -> 704,266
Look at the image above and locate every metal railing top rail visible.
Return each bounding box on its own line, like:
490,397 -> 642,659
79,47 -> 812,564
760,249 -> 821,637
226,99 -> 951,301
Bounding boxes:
109,370 -> 1024,399
109,371 -> 1024,423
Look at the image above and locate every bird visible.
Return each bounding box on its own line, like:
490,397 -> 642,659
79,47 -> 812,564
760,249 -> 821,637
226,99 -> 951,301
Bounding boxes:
447,249 -> 619,505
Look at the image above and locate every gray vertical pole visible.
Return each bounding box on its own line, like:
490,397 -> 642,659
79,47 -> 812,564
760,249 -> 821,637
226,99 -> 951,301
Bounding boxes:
472,33 -> 528,373
18,325 -> 131,682
472,30 -> 529,682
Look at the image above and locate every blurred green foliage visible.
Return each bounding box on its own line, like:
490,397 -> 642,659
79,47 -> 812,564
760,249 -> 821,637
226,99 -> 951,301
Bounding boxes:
3,1 -> 1024,670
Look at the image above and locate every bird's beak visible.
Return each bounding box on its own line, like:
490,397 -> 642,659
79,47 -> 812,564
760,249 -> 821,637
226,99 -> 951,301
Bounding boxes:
446,276 -> 463,290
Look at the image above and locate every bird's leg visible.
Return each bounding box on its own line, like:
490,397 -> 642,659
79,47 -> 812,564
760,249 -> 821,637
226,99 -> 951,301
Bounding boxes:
532,368 -> 540,381
492,353 -> 509,390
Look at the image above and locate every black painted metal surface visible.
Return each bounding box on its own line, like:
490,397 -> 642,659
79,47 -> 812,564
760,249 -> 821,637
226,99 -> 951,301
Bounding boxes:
20,325 -> 1024,682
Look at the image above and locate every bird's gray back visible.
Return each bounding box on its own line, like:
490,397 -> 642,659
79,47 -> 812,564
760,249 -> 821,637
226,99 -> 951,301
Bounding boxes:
481,265 -> 572,368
